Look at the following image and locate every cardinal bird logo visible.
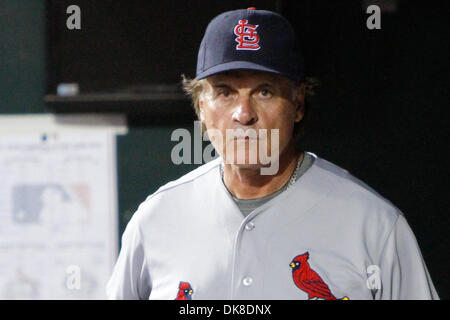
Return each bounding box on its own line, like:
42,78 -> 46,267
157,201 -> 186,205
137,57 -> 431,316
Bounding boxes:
290,252 -> 349,300
175,281 -> 194,300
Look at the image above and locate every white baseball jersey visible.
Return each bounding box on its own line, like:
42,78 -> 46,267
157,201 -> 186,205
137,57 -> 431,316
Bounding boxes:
106,152 -> 439,300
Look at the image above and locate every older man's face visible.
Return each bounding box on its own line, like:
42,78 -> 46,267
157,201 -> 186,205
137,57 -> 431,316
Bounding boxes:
199,70 -> 305,169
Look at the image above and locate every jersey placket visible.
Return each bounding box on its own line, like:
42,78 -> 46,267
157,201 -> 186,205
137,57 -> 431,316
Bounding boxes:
229,203 -> 271,299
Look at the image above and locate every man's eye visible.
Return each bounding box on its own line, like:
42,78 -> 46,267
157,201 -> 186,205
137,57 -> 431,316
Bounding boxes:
259,89 -> 272,97
217,89 -> 231,97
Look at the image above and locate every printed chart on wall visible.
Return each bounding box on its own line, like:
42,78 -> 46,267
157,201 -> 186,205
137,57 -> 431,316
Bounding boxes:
0,115 -> 126,299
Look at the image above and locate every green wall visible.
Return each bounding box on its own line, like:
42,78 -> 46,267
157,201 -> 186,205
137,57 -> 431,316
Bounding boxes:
0,0 -> 46,113
0,0 -> 199,244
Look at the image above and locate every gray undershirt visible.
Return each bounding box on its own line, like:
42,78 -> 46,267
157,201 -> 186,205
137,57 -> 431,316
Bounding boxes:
223,152 -> 315,217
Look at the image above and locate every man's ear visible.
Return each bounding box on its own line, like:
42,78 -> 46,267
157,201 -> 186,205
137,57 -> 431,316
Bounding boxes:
199,98 -> 205,122
294,83 -> 306,123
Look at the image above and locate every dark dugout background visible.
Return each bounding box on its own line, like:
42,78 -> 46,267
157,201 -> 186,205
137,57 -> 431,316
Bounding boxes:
1,0 -> 448,299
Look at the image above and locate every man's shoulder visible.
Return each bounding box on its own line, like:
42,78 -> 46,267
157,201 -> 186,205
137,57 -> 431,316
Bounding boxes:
156,157 -> 221,193
312,153 -> 379,194
135,157 -> 221,211
311,153 -> 401,217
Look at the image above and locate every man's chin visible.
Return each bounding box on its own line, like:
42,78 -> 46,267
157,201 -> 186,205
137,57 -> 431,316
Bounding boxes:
228,162 -> 263,170
223,158 -> 276,169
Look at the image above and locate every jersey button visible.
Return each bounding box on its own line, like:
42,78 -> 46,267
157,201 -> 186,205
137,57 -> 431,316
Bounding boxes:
245,222 -> 255,231
242,277 -> 253,286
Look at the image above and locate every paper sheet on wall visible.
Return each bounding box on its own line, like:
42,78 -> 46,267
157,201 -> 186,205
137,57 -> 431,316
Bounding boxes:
0,115 -> 125,299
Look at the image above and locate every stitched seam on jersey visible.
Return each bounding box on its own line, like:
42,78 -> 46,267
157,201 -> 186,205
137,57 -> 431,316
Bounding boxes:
135,217 -> 151,299
315,157 -> 397,211
263,161 -> 344,240
144,160 -> 221,201
375,213 -> 401,265
372,213 -> 401,299
322,162 -> 396,210
267,184 -> 400,251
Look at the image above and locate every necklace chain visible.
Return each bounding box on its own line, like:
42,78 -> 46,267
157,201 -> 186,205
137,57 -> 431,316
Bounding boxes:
286,153 -> 303,189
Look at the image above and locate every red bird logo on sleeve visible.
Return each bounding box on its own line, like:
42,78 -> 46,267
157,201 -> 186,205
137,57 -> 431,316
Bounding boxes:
175,281 -> 194,300
290,252 -> 349,300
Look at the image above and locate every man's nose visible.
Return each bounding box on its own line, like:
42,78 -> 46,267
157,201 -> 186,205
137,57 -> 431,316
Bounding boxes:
232,96 -> 257,125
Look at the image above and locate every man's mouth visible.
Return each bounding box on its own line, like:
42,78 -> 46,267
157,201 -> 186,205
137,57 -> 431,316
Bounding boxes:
234,136 -> 258,140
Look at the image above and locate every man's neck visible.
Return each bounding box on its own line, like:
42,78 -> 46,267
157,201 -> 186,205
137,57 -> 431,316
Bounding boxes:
222,145 -> 302,200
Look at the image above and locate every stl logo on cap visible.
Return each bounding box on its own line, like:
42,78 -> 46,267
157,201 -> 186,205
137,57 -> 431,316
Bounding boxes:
234,19 -> 260,51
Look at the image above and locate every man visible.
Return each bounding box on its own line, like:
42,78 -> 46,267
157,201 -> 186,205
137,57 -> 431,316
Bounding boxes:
106,8 -> 438,300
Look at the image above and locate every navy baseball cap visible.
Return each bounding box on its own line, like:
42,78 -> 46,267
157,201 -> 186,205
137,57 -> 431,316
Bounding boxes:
196,7 -> 304,82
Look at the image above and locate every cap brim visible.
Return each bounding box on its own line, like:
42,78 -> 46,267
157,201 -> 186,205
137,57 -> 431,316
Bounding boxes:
196,61 -> 300,81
